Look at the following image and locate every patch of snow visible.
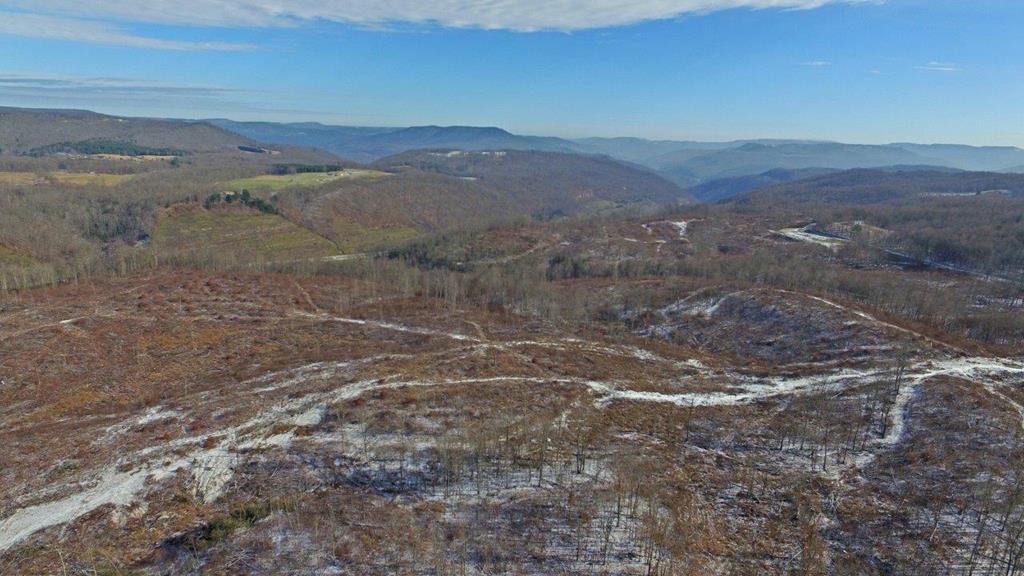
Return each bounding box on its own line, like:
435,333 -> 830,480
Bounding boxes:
669,221 -> 690,239
289,405 -> 326,427
773,227 -> 847,250
98,406 -> 182,443
322,253 -> 369,262
684,358 -> 709,370
789,291 -> 968,355
0,459 -> 188,554
299,312 -> 478,342
659,291 -> 740,319
190,446 -> 238,505
5,336 -> 1018,554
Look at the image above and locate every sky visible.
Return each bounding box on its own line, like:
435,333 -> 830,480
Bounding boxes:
0,0 -> 1021,146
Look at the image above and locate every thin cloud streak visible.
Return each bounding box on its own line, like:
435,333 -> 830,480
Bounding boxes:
916,61 -> 961,72
0,74 -> 249,94
0,73 -> 258,111
0,11 -> 254,50
2,1 -> 871,33
0,72 -> 377,123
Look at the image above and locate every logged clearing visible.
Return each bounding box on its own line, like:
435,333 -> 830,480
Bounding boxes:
0,171 -> 133,187
2,270 -> 1023,575
3,156 -> 1024,574
223,170 -> 390,192
151,206 -> 339,263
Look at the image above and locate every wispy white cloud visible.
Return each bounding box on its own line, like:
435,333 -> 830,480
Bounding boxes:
0,11 -> 254,50
0,71 -> 399,123
0,73 -> 249,97
916,61 -> 961,72
0,72 -> 315,120
800,60 -> 832,67
1,1 -> 872,35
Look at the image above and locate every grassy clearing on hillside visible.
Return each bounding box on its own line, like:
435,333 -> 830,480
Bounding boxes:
0,245 -> 57,291
151,207 -> 339,264
223,170 -> 390,192
0,244 -> 36,266
0,171 -> 133,187
89,154 -> 178,162
329,219 -> 421,252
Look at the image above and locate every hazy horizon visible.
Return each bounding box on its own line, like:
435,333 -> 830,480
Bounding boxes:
4,103 -> 1023,151
0,1 -> 1021,147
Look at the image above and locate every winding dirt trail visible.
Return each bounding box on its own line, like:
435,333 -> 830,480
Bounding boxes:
3,293 -> 1022,555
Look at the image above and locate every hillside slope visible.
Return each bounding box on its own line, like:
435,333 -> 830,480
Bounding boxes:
0,107 -> 258,154
211,118 -> 1024,184
376,149 -> 694,214
661,142 -> 936,183
211,120 -> 572,162
261,150 -> 693,250
688,167 -> 840,202
893,143 -> 1024,172
738,168 -> 1024,205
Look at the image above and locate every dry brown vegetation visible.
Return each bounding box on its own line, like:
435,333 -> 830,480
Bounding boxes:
1,232 -> 1022,574
2,118 -> 1024,574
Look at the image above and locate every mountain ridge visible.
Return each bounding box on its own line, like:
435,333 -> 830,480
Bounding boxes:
209,115 -> 1024,183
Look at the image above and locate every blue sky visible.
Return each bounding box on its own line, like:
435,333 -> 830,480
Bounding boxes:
0,0 -> 1021,145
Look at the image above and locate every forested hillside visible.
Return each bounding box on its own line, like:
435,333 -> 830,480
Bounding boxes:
740,169 -> 1024,204
376,149 -> 693,214
211,120 -> 572,162
688,168 -> 839,202
731,169 -> 1024,277
0,108 -> 258,154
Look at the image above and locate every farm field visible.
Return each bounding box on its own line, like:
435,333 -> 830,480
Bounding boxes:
223,169 -> 391,192
150,206 -> 340,264
88,154 -> 178,162
328,219 -> 421,252
0,171 -> 134,187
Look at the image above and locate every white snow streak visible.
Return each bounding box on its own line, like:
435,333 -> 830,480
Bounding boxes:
2,308 -> 1020,555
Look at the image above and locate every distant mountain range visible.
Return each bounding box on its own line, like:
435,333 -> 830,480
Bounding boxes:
210,119 -> 1024,186
5,106 -> 1022,210
209,120 -> 571,163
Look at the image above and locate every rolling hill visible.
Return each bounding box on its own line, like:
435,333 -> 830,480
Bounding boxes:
6,107 -> 1024,576
659,142 -> 937,184
375,149 -> 693,214
0,107 -> 338,164
0,107 -> 257,154
569,136 -> 732,166
731,168 -> 1024,276
737,168 -> 1024,205
211,120 -> 572,162
267,150 -> 692,249
687,167 -> 840,202
892,143 -> 1024,172
211,118 -> 1024,186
